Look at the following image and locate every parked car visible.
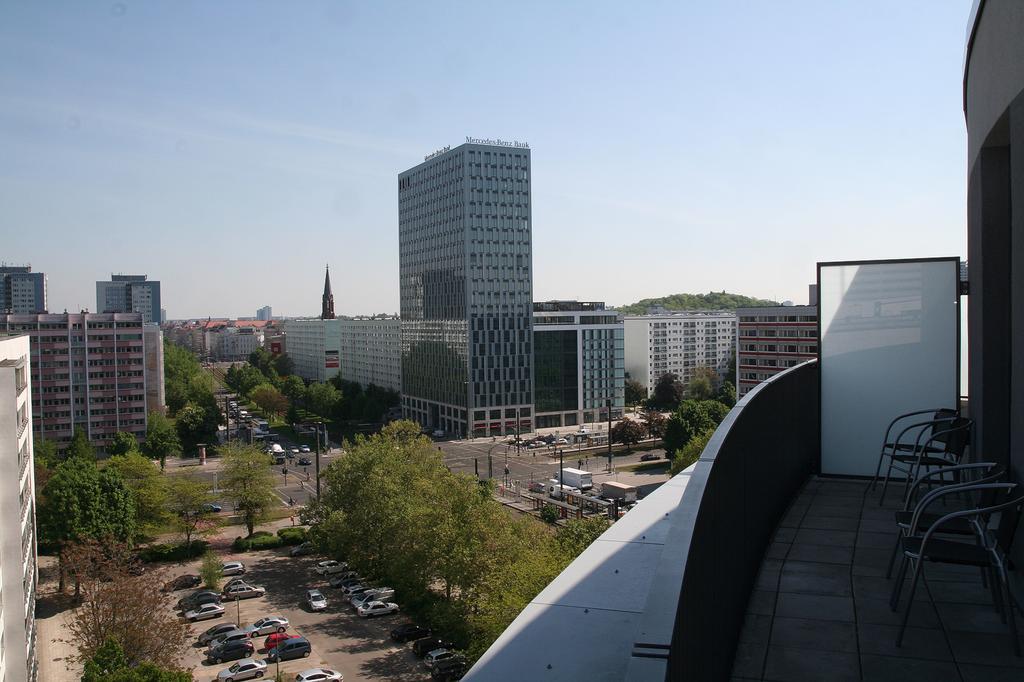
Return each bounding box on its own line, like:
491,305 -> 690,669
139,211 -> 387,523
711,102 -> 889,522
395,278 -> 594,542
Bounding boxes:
221,561 -> 246,576
528,441 -> 545,449
357,601 -> 399,618
265,636 -> 312,662
206,639 -> 255,664
341,582 -> 368,596
351,588 -> 395,609
289,447 -> 300,456
527,481 -> 546,494
299,445 -> 311,453
216,657 -> 267,682
391,622 -> 431,643
329,576 -> 361,590
204,503 -> 224,513
297,457 -> 313,466
185,602 -> 225,622
329,570 -> 360,584
424,648 -> 460,669
290,542 -> 314,557
263,631 -> 299,653
199,622 -> 240,646
222,577 -> 250,593
178,590 -> 222,611
294,669 -> 343,682
313,560 -> 345,576
431,657 -> 468,681
306,589 -> 327,611
243,616 -> 289,637
208,629 -> 250,649
413,637 -> 455,658
224,583 -> 266,600
162,574 -> 201,592
554,437 -> 569,446
640,452 -> 661,462
542,434 -> 557,444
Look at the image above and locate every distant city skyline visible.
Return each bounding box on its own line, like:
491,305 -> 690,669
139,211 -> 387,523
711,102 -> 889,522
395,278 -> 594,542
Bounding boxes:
1,2 -> 972,318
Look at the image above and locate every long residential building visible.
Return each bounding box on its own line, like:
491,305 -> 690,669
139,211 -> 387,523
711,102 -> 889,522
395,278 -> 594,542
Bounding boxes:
736,304 -> 818,398
0,267 -> 47,315
0,313 -> 164,448
96,274 -> 162,324
623,311 -> 737,396
0,335 -> 39,682
284,318 -> 341,383
399,139 -> 534,437
533,301 -> 624,429
339,317 -> 401,392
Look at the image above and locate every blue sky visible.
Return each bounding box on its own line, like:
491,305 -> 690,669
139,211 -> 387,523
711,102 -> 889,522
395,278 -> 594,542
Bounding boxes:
1,1 -> 972,318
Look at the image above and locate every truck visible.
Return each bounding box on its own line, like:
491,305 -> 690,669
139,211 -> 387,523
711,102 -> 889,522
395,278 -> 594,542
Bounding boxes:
547,479 -> 581,501
269,443 -> 285,464
556,467 -> 593,491
601,481 -> 638,504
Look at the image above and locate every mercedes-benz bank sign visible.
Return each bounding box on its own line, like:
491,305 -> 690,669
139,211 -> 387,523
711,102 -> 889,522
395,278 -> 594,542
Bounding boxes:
465,136 -> 530,149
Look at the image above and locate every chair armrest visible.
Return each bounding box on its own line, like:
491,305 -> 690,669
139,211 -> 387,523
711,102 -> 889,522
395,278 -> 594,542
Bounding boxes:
882,409 -> 950,447
902,462 -> 1002,511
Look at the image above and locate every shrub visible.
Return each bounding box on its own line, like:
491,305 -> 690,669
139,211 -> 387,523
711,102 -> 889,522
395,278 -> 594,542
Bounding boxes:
540,504 -> 560,524
231,531 -> 278,552
199,550 -> 223,589
138,541 -> 209,563
276,527 -> 308,545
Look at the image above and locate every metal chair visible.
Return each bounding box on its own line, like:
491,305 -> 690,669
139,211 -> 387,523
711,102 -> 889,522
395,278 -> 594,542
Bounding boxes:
885,462 -> 1005,579
877,416 -> 972,506
870,409 -> 957,498
889,482 -> 1024,654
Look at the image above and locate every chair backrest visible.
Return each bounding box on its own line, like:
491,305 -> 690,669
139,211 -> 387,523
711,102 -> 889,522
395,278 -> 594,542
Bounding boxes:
993,491 -> 1024,554
928,408 -> 959,446
923,418 -> 973,461
905,461 -> 1005,511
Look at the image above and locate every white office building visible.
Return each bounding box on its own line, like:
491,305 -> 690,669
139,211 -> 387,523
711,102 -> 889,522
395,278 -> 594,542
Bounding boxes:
284,319 -> 342,383
340,317 -> 401,392
624,311 -> 737,396
0,335 -> 38,682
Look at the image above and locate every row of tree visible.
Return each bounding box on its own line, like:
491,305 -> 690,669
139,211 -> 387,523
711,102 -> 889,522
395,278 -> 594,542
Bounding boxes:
164,340 -> 221,449
304,421 -> 609,662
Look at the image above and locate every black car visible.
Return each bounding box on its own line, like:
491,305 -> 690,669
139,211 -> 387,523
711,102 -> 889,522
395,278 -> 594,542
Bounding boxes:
413,637 -> 455,658
162,574 -> 201,592
177,590 -> 221,611
432,657 -> 468,681
391,623 -> 431,643
297,457 -> 312,466
640,452 -> 661,462
206,639 -> 254,664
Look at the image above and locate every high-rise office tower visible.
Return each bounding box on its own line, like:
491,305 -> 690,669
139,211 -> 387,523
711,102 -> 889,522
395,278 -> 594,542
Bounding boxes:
398,139 -> 534,437
0,266 -> 47,314
96,274 -> 161,324
256,305 -> 273,321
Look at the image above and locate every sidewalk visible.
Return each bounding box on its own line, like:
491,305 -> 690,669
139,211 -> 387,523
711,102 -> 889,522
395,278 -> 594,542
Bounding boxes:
34,556 -> 83,682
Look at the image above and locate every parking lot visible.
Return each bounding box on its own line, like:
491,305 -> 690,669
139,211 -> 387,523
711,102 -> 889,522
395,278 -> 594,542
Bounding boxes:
175,548 -> 432,681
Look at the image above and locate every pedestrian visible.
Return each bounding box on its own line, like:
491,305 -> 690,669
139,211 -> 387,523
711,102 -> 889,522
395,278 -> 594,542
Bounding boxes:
578,459 -> 583,469
290,515 -> 295,526
288,496 -> 294,506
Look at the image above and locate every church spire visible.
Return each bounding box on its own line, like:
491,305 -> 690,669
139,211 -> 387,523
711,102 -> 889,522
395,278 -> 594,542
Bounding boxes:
321,265 -> 335,319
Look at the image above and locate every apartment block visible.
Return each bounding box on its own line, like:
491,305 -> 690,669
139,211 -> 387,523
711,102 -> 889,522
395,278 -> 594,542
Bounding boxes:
0,313 -> 160,448
256,306 -> 273,321
96,274 -> 161,324
533,302 -> 624,429
339,317 -> 401,392
207,327 -> 265,362
623,311 -> 737,395
0,335 -> 39,682
0,267 -> 46,314
399,140 -> 534,437
736,305 -> 818,398
284,318 -> 341,383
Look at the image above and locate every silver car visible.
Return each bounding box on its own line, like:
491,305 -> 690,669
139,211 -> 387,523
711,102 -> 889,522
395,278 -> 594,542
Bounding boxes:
216,657 -> 267,681
243,615 -> 289,636
221,561 -> 246,576
306,590 -> 328,611
224,584 -> 265,600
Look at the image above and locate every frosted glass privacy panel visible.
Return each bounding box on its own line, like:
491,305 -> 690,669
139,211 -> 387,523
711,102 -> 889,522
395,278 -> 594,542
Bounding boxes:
819,259 -> 959,476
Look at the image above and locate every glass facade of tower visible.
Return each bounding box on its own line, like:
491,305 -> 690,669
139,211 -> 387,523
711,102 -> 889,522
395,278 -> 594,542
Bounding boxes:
399,143 -> 533,436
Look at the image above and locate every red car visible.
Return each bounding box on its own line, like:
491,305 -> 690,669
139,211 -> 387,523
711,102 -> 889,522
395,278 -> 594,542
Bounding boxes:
263,632 -> 299,652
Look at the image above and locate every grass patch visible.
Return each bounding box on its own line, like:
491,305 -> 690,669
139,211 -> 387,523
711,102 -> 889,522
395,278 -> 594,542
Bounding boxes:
619,460 -> 671,473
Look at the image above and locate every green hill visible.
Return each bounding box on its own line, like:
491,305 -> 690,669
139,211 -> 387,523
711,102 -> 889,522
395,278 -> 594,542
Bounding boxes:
615,292 -> 779,315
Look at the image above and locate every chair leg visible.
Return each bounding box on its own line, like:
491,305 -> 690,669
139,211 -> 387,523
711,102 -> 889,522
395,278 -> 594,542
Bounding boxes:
989,566 -> 1006,621
886,531 -> 903,579
890,554 -> 910,611
999,566 -> 1021,657
880,463 -> 895,507
897,560 -> 924,647
870,448 -> 889,492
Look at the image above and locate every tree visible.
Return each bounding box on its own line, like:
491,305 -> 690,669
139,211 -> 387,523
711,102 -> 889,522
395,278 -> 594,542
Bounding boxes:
305,381 -> 341,418
199,551 -> 223,590
670,428 -> 717,476
650,372 -> 685,410
220,444 -> 276,537
687,366 -> 718,400
68,427 -> 95,461
641,409 -> 667,438
624,378 -> 646,406
281,374 -> 306,402
232,364 -> 268,397
556,517 -> 610,557
165,472 -> 212,549
271,353 -> 294,377
174,402 -> 206,442
82,638 -> 191,682
251,384 -> 288,419
539,504 -> 559,524
663,399 -> 731,458
286,403 -> 300,426
381,419 -> 426,444
610,418 -> 646,446
716,380 -> 737,408
65,541 -> 191,671
248,347 -> 274,377
38,458 -> 137,593
107,431 -> 139,457
106,452 -> 169,531
34,438 -> 59,468
144,412 -> 180,470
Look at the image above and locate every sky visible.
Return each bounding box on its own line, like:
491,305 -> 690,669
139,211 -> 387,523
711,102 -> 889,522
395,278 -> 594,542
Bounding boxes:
0,1 -> 973,319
